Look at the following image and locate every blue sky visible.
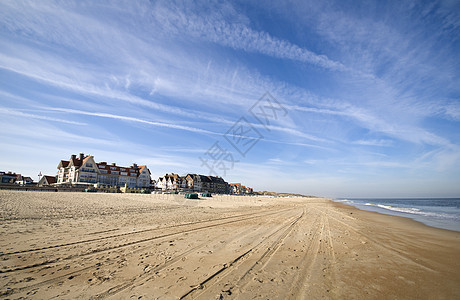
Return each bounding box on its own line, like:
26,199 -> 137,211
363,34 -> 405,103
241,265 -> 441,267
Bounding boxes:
1,0 -> 459,197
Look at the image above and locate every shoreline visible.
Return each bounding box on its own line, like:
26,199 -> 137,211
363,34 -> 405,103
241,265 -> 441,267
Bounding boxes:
331,198 -> 460,233
330,198 -> 460,235
1,191 -> 459,299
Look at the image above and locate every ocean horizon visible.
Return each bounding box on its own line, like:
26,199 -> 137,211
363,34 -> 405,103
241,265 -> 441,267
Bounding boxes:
334,198 -> 460,232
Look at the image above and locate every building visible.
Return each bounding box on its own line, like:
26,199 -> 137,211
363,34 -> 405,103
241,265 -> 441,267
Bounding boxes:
57,153 -> 151,188
229,183 -> 253,194
230,183 -> 242,194
155,173 -> 228,193
38,175 -> 57,186
0,171 -> 17,184
15,174 -> 34,185
185,174 -> 229,194
156,173 -> 186,191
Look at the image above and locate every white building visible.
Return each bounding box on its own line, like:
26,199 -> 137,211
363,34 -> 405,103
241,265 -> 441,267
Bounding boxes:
57,153 -> 151,188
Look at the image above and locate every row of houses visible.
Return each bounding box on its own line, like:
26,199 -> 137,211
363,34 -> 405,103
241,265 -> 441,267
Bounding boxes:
1,153 -> 254,194
229,183 -> 253,194
155,174 -> 253,194
156,173 -> 230,194
1,171 -> 58,186
0,171 -> 35,185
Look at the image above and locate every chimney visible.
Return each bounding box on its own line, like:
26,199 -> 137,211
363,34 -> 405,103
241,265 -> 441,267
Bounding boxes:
111,163 -> 116,166
71,154 -> 76,160
79,153 -> 84,160
132,163 -> 138,169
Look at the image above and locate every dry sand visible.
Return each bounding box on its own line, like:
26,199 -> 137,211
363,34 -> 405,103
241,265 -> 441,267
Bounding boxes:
0,190 -> 459,299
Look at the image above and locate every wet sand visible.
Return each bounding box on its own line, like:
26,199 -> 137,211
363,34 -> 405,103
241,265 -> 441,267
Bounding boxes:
0,190 -> 459,299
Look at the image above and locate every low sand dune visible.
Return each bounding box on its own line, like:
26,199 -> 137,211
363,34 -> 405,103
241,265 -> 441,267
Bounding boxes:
0,191 -> 459,299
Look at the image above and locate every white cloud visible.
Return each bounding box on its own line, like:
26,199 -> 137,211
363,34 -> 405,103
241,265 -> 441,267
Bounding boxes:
352,139 -> 393,147
43,107 -> 220,136
150,0 -> 347,72
0,107 -> 86,125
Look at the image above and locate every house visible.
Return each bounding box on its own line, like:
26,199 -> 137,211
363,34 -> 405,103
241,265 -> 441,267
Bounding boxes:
15,174 -> 34,185
38,175 -> 57,186
185,174 -> 207,192
156,173 -> 185,191
0,171 -> 17,184
229,183 -> 242,194
208,176 -> 229,194
57,153 -> 151,188
185,174 -> 229,194
229,183 -> 253,195
157,173 -> 228,193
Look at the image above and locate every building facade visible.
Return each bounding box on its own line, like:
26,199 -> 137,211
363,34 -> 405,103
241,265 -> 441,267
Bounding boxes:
156,173 -> 185,191
57,153 -> 151,188
15,175 -> 34,185
155,173 -> 229,193
185,174 -> 229,194
229,183 -> 253,194
0,171 -> 17,184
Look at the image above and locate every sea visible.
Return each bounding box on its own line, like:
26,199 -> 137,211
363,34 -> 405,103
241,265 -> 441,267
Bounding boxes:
334,198 -> 460,232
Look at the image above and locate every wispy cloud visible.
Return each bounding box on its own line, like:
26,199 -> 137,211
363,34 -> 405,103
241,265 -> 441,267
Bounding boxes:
352,139 -> 393,147
43,107 -> 221,136
0,107 -> 86,125
288,102 -> 451,146
150,0 -> 347,72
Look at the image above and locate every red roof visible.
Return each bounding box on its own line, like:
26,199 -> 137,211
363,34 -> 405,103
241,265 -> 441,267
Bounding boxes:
44,176 -> 57,184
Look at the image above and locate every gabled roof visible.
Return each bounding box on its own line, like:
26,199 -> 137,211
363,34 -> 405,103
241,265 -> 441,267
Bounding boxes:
138,165 -> 150,174
44,175 -> 57,184
82,156 -> 92,165
15,174 -> 33,182
69,157 -> 83,168
58,160 -> 69,169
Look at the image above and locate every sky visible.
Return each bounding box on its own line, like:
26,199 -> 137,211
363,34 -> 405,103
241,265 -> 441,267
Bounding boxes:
0,0 -> 459,198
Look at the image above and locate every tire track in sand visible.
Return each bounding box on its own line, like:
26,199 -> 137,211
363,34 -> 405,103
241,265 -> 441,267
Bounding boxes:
0,209 -> 296,298
0,208 -> 289,257
0,208 -> 294,274
90,209 -> 299,299
287,211 -> 324,299
179,210 -> 305,299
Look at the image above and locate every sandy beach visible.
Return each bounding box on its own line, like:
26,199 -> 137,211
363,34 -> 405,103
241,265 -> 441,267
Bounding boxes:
0,190 -> 459,299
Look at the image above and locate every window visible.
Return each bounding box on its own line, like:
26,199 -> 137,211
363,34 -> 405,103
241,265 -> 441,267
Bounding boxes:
121,172 -> 128,176
111,171 -> 119,175
86,163 -> 93,167
110,167 -> 116,170
100,170 -> 107,174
